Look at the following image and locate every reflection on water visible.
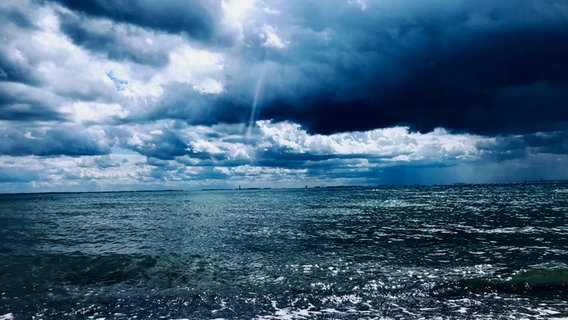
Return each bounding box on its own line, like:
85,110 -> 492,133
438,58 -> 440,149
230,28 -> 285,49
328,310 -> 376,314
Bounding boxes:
0,183 -> 567,319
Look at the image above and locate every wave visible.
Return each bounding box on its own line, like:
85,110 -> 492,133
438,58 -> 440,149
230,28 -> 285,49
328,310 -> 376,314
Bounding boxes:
438,266 -> 568,297
0,254 -> 159,294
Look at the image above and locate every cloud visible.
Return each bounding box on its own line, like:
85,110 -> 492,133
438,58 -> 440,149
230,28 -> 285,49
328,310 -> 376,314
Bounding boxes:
58,11 -> 171,67
7,0 -> 566,135
240,0 -> 568,135
0,0 -> 567,192
0,152 -> 152,192
1,120 -> 567,191
259,24 -> 288,49
108,119 -> 490,172
0,83 -> 66,122
477,130 -> 568,161
50,0 -> 234,45
0,124 -> 109,156
61,101 -> 129,124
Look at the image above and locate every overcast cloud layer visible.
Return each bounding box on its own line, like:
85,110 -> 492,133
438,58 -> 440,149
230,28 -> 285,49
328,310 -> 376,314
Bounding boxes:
1,0 -> 567,192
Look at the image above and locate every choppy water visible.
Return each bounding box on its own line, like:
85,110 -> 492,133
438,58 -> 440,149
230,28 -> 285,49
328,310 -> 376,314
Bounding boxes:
1,183 -> 567,319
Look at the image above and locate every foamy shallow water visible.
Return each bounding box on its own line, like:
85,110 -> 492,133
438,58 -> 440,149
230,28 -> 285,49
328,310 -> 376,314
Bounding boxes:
1,184 -> 567,319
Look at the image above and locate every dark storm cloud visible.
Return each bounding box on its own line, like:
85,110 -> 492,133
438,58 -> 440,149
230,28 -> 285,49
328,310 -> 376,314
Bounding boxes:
51,0 -> 229,44
0,52 -> 40,86
0,101 -> 64,122
132,131 -> 188,160
0,126 -> 109,156
256,149 -> 333,169
0,85 -> 66,122
0,7 -> 34,29
524,131 -> 568,154
0,6 -> 39,85
477,130 -> 568,161
58,12 -> 170,66
364,29 -> 568,135
226,0 -> 568,136
138,83 -> 251,125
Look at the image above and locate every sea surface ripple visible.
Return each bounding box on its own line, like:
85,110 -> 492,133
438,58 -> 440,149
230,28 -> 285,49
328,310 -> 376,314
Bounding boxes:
1,183 -> 567,319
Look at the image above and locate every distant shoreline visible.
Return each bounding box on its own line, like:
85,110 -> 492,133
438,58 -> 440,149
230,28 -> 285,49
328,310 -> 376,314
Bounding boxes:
1,179 -> 567,196
202,187 -> 272,191
0,189 -> 184,196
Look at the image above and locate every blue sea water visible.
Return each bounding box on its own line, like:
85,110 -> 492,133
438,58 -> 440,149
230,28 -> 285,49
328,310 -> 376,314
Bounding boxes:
0,183 -> 567,319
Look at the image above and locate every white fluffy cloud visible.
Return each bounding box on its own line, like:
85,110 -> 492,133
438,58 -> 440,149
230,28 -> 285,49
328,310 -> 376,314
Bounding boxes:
0,117 -> 503,191
260,25 -> 288,49
256,121 -> 484,162
1,117 -> 567,192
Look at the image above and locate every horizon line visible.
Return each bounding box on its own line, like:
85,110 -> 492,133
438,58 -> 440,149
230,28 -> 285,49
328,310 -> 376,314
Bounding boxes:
1,179 -> 567,196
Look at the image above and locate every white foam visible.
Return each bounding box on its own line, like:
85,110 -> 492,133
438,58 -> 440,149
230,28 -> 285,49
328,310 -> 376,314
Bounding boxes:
255,301 -> 324,320
322,294 -> 362,304
457,307 -> 468,314
0,314 -> 13,320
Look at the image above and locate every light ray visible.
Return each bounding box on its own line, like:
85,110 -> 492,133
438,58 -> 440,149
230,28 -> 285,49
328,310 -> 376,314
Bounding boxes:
246,64 -> 267,137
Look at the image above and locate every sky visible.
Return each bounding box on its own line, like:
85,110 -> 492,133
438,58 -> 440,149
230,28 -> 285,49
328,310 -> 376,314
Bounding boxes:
1,0 -> 568,192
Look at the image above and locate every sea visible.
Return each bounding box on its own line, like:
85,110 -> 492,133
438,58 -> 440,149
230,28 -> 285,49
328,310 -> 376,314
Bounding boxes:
0,183 -> 567,319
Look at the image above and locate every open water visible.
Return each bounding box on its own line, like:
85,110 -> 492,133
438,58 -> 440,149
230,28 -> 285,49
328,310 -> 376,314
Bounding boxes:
0,183 -> 567,319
